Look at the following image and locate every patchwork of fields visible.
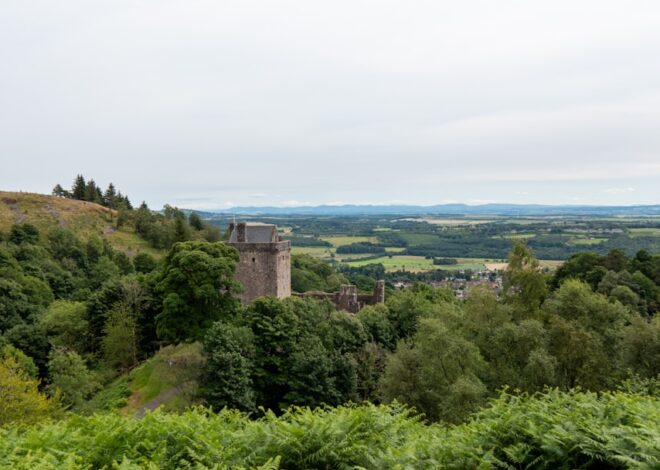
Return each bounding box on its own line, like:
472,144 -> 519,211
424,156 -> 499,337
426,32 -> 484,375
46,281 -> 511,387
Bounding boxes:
279,214 -> 660,273
292,233 -> 568,272
344,256 -> 494,272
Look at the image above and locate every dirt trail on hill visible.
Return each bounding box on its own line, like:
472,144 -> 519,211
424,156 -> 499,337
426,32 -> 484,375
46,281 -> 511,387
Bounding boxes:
134,385 -> 186,418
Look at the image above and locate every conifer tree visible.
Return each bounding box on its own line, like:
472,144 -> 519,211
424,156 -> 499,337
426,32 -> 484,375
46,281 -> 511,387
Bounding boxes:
84,179 -> 101,203
103,183 -> 117,208
71,175 -> 86,200
95,186 -> 104,204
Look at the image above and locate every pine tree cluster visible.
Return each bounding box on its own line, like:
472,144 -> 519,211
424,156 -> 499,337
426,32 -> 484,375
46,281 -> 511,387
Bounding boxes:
52,175 -> 133,210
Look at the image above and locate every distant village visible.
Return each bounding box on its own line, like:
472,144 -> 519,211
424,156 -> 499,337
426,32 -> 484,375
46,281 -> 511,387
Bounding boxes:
392,269 -> 503,300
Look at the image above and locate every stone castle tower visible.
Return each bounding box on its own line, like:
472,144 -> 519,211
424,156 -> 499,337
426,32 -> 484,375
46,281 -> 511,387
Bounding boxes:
227,222 -> 291,304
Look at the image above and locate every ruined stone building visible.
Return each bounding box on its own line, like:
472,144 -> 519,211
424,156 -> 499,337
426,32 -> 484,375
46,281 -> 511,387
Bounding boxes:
227,222 -> 291,305
227,221 -> 385,312
295,281 -> 385,314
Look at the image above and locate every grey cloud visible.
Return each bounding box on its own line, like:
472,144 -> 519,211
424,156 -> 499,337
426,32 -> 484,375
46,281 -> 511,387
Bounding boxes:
1,1 -> 659,207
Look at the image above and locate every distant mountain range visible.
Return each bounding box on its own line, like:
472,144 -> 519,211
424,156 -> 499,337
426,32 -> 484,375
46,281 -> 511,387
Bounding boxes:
198,203 -> 660,217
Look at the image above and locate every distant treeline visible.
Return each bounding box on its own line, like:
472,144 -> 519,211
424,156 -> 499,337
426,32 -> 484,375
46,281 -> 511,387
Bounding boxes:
284,236 -> 332,247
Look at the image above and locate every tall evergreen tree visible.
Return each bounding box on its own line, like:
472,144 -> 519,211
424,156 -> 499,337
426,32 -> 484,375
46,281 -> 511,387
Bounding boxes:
84,179 -> 101,203
71,175 -> 86,200
103,183 -> 117,208
95,187 -> 104,204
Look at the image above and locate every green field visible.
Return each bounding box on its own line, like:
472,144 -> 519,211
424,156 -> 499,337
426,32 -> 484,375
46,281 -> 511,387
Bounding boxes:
291,246 -> 335,258
338,253 -> 381,260
344,255 -> 491,272
343,255 -> 563,272
397,233 -> 439,245
567,237 -> 607,246
320,236 -> 378,247
291,246 -> 382,262
400,217 -> 495,226
502,233 -> 536,240
629,228 -> 660,237
344,255 -> 433,271
491,233 -> 535,240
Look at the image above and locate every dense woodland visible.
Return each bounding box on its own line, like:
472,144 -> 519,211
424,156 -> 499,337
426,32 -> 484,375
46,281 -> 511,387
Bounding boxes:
1,192 -> 660,467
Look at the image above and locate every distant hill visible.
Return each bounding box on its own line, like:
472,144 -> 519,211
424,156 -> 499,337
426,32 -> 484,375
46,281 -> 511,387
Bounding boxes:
208,203 -> 660,217
0,191 -> 159,257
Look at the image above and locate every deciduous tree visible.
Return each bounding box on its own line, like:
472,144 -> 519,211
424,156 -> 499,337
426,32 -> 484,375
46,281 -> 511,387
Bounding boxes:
155,241 -> 240,342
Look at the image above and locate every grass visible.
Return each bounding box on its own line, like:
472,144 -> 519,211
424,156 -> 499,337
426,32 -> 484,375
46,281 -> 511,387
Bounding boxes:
344,255 -> 433,271
342,255 -> 488,272
397,233 -> 439,246
400,217 -> 495,225
629,228 -> 660,237
0,191 -> 114,237
492,233 -> 536,240
485,259 -> 564,271
539,259 -> 564,268
320,236 -> 378,247
0,191 -> 162,258
126,343 -> 204,411
292,246 -> 404,262
567,237 -> 607,246
335,253 -> 380,261
291,246 -> 335,258
86,343 -> 204,416
344,255 -> 563,272
104,229 -> 164,258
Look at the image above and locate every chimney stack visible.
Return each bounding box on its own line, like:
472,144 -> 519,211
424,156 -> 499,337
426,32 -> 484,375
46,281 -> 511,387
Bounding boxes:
237,222 -> 247,242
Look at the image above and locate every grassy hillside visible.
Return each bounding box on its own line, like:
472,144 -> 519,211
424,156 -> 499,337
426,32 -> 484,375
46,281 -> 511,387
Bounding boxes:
85,343 -> 204,416
0,191 -> 160,257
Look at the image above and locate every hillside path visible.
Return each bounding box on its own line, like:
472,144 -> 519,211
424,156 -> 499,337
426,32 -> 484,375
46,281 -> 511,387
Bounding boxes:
135,385 -> 185,418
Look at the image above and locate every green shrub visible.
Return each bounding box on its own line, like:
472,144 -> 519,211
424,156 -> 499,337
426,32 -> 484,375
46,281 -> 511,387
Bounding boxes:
0,389 -> 658,469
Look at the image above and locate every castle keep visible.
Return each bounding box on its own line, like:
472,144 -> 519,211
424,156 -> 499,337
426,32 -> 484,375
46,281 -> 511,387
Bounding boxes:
227,222 -> 291,305
228,222 -> 384,312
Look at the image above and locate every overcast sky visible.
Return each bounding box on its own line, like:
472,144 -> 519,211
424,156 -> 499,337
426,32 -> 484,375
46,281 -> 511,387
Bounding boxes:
1,1 -> 659,209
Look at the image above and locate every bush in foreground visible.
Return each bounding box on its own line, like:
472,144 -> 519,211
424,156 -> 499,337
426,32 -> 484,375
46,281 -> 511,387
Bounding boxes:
0,389 -> 658,469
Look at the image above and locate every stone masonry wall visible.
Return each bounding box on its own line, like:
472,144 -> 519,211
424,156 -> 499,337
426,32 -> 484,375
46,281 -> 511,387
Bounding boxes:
230,241 -> 291,305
